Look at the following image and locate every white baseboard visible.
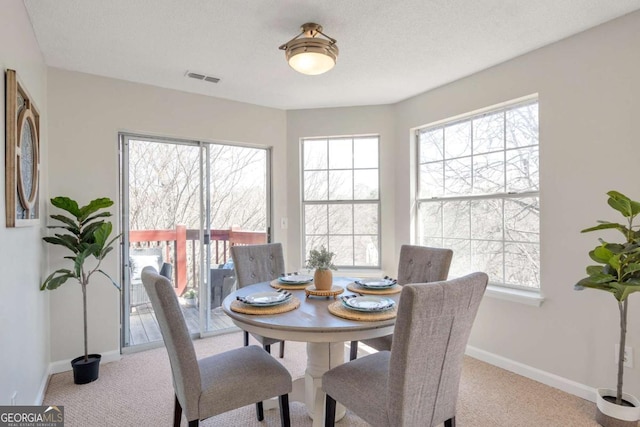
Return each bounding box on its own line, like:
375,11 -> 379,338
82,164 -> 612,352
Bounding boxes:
35,350 -> 121,404
49,350 -> 121,375
466,345 -> 597,403
34,367 -> 50,405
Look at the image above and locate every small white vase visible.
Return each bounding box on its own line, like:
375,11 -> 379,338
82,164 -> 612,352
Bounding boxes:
596,388 -> 640,426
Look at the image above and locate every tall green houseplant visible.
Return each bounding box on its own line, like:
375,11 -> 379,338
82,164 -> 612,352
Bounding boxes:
41,197 -> 120,382
576,191 -> 640,408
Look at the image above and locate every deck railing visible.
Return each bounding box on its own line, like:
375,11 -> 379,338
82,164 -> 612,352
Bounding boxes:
129,226 -> 267,295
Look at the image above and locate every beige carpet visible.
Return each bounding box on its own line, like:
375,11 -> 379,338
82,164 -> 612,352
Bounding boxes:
44,332 -> 599,426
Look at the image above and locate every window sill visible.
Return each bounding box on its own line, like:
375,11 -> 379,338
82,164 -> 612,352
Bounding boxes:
339,269 -> 385,279
299,268 -> 385,279
484,285 -> 544,307
297,270 -> 544,306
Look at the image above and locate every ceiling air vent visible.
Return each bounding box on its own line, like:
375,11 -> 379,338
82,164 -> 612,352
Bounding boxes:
185,71 -> 220,84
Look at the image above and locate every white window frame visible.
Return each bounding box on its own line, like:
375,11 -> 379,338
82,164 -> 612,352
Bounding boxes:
415,98 -> 540,292
301,135 -> 381,269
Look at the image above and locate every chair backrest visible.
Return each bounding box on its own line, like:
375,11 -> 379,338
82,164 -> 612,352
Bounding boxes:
210,267 -> 234,286
230,243 -> 285,288
159,262 -> 173,280
396,245 -> 453,285
387,272 -> 488,427
141,267 -> 201,420
129,247 -> 163,282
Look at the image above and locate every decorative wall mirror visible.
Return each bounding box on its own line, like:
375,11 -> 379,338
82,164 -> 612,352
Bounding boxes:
5,69 -> 40,227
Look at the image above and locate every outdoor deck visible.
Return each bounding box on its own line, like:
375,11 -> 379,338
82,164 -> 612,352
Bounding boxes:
129,226 -> 267,296
128,302 -> 236,346
127,225 -> 265,347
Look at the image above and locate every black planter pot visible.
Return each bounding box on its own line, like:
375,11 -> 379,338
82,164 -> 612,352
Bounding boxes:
71,354 -> 102,384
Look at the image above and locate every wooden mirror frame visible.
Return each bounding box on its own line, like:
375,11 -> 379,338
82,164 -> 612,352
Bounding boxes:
5,69 -> 40,227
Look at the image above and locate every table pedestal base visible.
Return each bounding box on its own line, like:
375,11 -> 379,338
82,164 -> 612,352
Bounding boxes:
305,342 -> 346,427
265,342 -> 347,425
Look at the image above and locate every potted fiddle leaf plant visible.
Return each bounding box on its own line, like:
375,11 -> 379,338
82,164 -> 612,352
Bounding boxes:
41,197 -> 120,384
305,245 -> 337,291
575,191 -> 640,426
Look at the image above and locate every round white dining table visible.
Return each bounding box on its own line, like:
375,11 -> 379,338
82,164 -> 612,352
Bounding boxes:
222,276 -> 400,427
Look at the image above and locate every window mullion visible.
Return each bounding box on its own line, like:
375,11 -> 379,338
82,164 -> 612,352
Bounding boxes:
351,203 -> 355,267
502,110 -> 507,284
441,128 -> 446,197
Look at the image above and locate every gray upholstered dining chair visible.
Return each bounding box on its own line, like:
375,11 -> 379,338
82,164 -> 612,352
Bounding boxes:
141,267 -> 292,427
350,244 -> 453,360
324,272 -> 488,427
231,243 -> 287,358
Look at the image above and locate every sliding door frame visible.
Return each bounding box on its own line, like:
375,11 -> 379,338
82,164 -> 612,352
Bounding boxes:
119,132 -> 273,349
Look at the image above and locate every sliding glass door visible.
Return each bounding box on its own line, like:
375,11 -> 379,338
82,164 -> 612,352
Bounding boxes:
120,134 -> 271,348
207,143 -> 270,330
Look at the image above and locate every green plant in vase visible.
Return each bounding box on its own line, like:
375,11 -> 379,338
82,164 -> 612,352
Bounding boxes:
306,246 -> 337,291
183,288 -> 198,307
575,191 -> 640,426
41,196 -> 120,384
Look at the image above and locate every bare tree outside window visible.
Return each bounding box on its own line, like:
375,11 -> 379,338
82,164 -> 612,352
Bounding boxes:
128,141 -> 267,233
302,136 -> 380,268
208,144 -> 267,232
127,139 -> 268,293
129,141 -> 201,231
417,100 -> 540,290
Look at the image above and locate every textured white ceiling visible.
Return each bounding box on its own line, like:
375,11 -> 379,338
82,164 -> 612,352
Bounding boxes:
23,0 -> 640,110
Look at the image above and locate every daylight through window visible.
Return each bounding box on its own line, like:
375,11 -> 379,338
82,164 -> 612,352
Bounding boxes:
302,136 -> 380,268
416,100 -> 539,289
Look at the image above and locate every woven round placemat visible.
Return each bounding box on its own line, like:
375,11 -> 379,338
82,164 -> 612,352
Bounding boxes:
270,279 -> 312,290
327,300 -> 397,321
230,296 -> 301,315
346,282 -> 402,295
304,285 -> 344,299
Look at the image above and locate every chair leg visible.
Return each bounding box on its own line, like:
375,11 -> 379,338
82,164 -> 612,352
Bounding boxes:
350,340 -> 358,361
279,394 -> 290,427
243,331 -> 249,346
173,395 -> 182,427
188,421 -> 199,427
279,341 -> 285,358
264,344 -> 271,354
325,394 -> 336,426
444,416 -> 456,427
256,401 -> 264,421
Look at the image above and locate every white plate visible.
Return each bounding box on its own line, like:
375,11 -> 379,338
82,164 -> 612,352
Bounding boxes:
244,296 -> 292,307
355,279 -> 396,289
244,291 -> 289,305
279,274 -> 313,284
241,296 -> 292,307
342,296 -> 395,312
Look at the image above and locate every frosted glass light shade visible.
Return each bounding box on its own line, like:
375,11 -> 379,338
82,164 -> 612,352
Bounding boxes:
288,51 -> 336,75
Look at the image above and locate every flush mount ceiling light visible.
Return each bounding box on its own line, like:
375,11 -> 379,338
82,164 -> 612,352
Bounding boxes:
278,22 -> 339,75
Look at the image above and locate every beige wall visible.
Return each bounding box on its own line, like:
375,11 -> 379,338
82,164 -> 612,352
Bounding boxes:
25,3 -> 640,403
393,10 -> 640,396
286,106 -> 396,271
0,0 -> 49,405
285,10 -> 640,398
47,69 -> 287,361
